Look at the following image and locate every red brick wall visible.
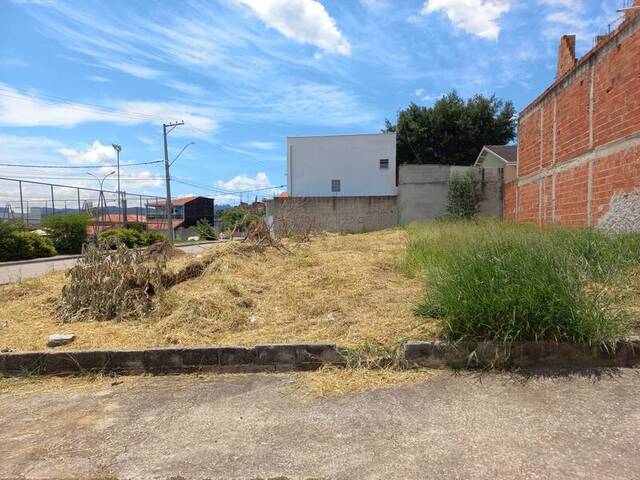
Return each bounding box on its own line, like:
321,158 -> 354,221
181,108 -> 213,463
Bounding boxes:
555,164 -> 589,226
504,181 -> 516,220
555,71 -> 591,163
511,14 -> 640,228
593,26 -> 640,146
591,143 -> 640,224
518,181 -> 540,224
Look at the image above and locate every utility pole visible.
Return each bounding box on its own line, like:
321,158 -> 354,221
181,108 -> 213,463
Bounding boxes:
112,144 -> 122,223
163,121 -> 184,244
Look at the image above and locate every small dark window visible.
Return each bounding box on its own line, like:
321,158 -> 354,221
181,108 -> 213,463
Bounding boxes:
379,158 -> 389,169
331,179 -> 341,192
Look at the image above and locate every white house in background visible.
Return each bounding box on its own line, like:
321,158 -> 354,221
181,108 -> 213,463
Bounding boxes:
287,132 -> 397,197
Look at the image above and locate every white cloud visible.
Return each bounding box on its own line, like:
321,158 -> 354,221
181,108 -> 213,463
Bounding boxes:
86,74 -> 111,82
101,60 -> 164,79
244,141 -> 279,150
210,172 -> 281,203
421,0 -> 510,40
216,172 -> 272,191
241,82 -> 378,127
0,135 -> 163,196
165,80 -> 206,97
415,88 -> 425,96
58,140 -> 115,165
0,84 -> 218,135
236,0 -> 351,55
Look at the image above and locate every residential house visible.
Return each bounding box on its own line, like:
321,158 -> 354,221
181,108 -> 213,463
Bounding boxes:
287,132 -> 397,197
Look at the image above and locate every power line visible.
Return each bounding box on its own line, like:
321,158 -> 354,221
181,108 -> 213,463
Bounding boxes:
172,177 -> 285,196
0,160 -> 162,169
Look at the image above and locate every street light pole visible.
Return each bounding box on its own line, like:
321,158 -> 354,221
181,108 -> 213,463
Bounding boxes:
112,144 -> 122,223
88,171 -> 115,232
162,121 -> 184,244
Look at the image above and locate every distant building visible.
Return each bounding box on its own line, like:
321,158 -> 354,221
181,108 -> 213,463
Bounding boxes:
474,144 -> 517,183
287,132 -> 397,197
151,196 -> 215,229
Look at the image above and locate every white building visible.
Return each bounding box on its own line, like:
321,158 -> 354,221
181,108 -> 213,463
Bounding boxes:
287,132 -> 397,197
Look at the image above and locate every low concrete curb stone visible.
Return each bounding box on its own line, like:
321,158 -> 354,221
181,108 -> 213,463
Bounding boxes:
0,343 -> 342,377
403,338 -> 640,369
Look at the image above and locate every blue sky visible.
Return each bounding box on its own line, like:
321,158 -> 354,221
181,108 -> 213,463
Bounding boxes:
0,0 -> 623,204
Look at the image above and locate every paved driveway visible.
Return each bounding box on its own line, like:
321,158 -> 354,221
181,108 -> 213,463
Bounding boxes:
2,369 -> 639,479
0,242 -> 219,285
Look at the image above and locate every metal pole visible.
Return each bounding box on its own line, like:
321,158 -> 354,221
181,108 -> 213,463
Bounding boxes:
112,144 -> 122,223
77,188 -> 81,213
50,185 -> 55,213
19,180 -> 24,220
162,121 -> 183,244
163,124 -> 173,243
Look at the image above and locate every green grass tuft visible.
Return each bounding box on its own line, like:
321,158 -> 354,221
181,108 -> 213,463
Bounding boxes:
405,220 -> 639,345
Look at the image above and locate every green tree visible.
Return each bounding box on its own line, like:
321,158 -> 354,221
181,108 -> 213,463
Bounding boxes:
220,206 -> 263,232
385,91 -> 516,165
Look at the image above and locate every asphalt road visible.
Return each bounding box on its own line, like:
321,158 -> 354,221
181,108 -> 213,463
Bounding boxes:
2,369 -> 639,479
0,242 -> 218,285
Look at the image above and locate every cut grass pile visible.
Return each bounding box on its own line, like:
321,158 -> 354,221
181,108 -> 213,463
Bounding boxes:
404,220 -> 640,345
0,229 -> 436,352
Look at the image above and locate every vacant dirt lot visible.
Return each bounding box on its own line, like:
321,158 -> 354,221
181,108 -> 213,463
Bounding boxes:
0,229 -> 438,352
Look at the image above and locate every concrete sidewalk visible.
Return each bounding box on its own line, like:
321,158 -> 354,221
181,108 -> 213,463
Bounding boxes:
2,369 -> 639,479
0,242 -> 220,285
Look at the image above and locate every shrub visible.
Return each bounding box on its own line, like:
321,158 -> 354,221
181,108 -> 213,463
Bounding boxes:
99,227 -> 164,248
220,206 -> 263,232
194,218 -> 218,240
57,241 -> 165,321
42,213 -> 89,254
446,170 -> 478,218
0,222 -> 57,261
0,231 -> 56,261
406,220 -> 636,345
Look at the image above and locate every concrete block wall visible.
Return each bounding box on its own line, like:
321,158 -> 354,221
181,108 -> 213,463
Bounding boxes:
514,12 -> 640,230
266,195 -> 398,235
398,164 -> 503,224
266,164 -> 503,234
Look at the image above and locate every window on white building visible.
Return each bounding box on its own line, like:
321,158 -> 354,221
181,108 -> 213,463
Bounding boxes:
331,179 -> 341,192
379,158 -> 389,169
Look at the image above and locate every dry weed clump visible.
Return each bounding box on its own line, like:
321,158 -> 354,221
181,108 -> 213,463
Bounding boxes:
57,241 -> 166,322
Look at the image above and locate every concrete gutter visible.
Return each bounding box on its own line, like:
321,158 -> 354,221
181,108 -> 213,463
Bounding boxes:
0,240 -> 224,267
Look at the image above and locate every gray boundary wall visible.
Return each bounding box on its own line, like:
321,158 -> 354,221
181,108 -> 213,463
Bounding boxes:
266,196 -> 398,235
398,165 -> 503,224
265,165 -> 503,235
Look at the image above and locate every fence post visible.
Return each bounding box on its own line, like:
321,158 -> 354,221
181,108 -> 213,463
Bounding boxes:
19,180 -> 24,220
50,185 -> 55,213
77,188 -> 81,213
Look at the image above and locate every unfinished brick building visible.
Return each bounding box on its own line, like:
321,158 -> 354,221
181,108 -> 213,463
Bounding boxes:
506,2 -> 640,232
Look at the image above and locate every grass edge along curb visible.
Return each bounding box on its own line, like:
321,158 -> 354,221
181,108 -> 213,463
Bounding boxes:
403,338 -> 640,369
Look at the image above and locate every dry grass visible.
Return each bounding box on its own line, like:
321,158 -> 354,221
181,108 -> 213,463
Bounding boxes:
293,366 -> 442,397
0,229 -> 439,352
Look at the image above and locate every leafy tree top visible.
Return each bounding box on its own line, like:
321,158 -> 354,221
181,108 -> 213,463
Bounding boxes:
385,91 -> 516,166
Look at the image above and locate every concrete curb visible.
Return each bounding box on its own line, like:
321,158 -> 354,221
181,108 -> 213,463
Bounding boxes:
0,343 -> 342,377
403,338 -> 640,369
